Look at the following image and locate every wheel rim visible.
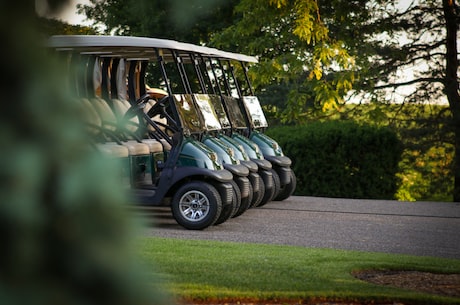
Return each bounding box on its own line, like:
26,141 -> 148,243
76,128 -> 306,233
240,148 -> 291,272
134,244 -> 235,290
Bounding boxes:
178,190 -> 210,222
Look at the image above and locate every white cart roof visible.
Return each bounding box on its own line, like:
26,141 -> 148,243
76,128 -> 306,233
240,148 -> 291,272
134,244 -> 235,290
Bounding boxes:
48,35 -> 258,63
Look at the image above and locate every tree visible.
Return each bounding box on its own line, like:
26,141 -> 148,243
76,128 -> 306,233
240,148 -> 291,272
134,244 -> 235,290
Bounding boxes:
77,0 -> 238,44
343,0 -> 460,201
78,0 -> 354,120
37,16 -> 97,36
211,0 -> 355,122
211,0 -> 459,201
77,0 -> 356,123
443,0 -> 460,201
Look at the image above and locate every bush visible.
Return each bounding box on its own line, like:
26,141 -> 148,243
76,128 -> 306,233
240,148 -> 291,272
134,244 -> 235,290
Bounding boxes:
266,121 -> 402,199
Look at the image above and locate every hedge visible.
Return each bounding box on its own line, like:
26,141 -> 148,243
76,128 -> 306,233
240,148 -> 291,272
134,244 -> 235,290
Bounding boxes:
266,121 -> 402,199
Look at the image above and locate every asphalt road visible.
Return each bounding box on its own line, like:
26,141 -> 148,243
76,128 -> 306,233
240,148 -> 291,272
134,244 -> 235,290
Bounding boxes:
138,196 -> 460,260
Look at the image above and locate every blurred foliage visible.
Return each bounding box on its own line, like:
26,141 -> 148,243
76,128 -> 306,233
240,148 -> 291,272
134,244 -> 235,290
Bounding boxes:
0,1 -> 170,304
266,122 -> 402,199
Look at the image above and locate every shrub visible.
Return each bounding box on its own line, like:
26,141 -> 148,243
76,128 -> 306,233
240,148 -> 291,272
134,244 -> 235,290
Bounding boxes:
266,121 -> 402,199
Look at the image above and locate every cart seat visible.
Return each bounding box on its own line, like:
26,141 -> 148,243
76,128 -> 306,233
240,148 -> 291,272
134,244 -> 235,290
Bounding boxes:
120,140 -> 150,155
142,139 -> 163,153
80,98 -> 102,130
96,142 -> 129,158
82,97 -> 151,155
159,139 -> 172,151
111,98 -> 165,153
111,98 -> 141,133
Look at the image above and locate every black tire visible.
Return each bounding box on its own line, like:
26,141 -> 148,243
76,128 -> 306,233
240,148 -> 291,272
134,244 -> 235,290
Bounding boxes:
274,170 -> 297,201
171,181 -> 222,230
250,175 -> 265,208
258,168 -> 281,207
215,180 -> 241,225
270,168 -> 281,200
233,181 -> 253,217
256,171 -> 276,207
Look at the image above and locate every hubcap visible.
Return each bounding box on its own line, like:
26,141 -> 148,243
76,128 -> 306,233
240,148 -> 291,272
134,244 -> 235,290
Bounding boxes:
178,190 -> 210,222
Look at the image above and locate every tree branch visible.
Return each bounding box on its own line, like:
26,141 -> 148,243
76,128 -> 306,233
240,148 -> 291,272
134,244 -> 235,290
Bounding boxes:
373,77 -> 444,90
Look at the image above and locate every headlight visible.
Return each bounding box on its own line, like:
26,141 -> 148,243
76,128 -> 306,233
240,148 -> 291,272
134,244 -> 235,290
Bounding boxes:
209,152 -> 218,163
226,147 -> 235,158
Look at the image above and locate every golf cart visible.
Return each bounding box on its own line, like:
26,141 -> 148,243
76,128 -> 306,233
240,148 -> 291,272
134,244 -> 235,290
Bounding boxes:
142,48 -> 254,220
186,54 -> 277,205
48,35 -> 235,230
160,49 -> 274,208
201,53 -> 296,201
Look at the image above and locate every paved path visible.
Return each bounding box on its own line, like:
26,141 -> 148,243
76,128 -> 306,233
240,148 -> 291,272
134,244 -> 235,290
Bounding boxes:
138,196 -> 460,260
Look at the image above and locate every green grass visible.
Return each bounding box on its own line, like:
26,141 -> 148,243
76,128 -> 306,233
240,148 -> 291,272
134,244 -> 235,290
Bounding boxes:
138,237 -> 460,304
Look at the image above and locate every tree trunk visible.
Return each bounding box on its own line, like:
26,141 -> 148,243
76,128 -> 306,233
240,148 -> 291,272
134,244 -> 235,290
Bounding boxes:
442,0 -> 460,201
454,125 -> 460,202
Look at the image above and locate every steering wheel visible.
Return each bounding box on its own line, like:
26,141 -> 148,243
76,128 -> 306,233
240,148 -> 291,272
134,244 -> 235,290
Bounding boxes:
123,93 -> 151,120
144,95 -> 179,135
146,94 -> 170,118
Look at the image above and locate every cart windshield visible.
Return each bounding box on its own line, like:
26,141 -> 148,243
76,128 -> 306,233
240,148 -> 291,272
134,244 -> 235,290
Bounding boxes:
207,95 -> 231,129
242,96 -> 268,128
220,95 -> 247,129
174,94 -> 203,134
193,94 -> 223,131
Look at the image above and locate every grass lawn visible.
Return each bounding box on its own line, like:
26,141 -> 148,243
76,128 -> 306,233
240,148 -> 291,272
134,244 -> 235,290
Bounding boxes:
138,237 -> 460,304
